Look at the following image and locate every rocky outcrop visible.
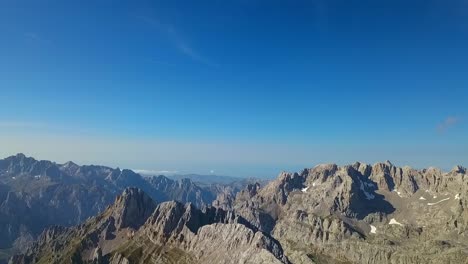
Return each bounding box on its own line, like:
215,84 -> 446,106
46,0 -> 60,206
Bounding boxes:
184,223 -> 288,264
130,200 -> 290,264
273,211 -> 364,245
111,188 -> 157,229
143,201 -> 254,243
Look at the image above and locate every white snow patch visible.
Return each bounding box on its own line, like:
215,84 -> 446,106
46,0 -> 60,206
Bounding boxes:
11,176 -> 16,180
312,182 -> 316,187
370,225 -> 377,234
425,190 -> 430,193
389,218 -> 404,226
455,193 -> 461,200
301,187 -> 309,193
427,198 -> 450,206
359,181 -> 375,200
433,195 -> 437,199
393,189 -> 403,197
34,175 -> 41,179
419,196 -> 426,200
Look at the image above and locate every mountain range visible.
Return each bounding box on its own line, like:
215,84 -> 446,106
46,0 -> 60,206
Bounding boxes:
3,154 -> 468,263
0,154 -> 253,263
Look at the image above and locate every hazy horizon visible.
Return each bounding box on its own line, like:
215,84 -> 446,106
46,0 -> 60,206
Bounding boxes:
0,151 -> 465,179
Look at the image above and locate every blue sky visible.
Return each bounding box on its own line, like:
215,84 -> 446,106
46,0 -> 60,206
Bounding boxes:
0,0 -> 467,177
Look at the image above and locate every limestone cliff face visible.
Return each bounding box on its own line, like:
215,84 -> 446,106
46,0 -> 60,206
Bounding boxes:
184,223 -> 288,264
111,188 -> 156,230
136,200 -> 289,264
273,211 -> 364,245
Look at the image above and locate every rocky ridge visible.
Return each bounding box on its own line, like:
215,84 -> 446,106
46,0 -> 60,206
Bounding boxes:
7,159 -> 468,264
11,188 -> 289,264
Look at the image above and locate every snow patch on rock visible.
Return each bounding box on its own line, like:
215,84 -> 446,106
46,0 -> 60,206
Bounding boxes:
389,218 -> 404,226
370,225 -> 377,234
427,198 -> 450,206
359,180 -> 375,200
393,189 -> 403,197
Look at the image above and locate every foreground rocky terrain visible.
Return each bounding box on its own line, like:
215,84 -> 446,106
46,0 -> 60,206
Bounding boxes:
7,158 -> 468,264
10,187 -> 288,264
0,154 -> 251,262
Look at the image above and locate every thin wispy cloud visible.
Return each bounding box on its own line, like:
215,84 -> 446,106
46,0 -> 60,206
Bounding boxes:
23,32 -> 51,45
437,116 -> 461,134
139,16 -> 217,67
133,169 -> 179,176
24,32 -> 40,40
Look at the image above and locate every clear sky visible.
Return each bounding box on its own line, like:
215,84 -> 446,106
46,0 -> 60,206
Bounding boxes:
0,0 -> 467,177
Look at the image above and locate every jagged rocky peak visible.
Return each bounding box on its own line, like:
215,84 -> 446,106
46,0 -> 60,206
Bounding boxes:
312,163 -> 339,173
144,201 -> 189,239
351,161 -> 372,176
246,182 -> 261,195
8,153 -> 30,163
368,161 -> 398,191
452,165 -> 467,174
144,200 -> 245,240
138,199 -> 289,264
61,161 -> 78,168
112,187 -> 157,229
174,177 -> 202,191
257,171 -> 305,206
1,153 -> 37,172
186,223 -> 290,264
8,153 -> 39,164
237,182 -> 261,199
15,153 -> 27,158
305,163 -> 339,182
0,153 -> 65,180
424,166 -> 442,174
59,161 -> 80,175
371,160 -> 393,173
